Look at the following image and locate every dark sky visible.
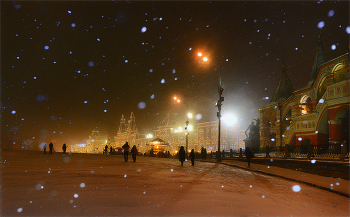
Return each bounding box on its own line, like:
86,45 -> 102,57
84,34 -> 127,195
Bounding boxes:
1,1 -> 349,145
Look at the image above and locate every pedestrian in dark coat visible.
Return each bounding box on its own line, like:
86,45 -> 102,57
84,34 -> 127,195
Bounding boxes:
245,147 -> 252,168
62,143 -> 67,154
49,143 -> 53,154
110,145 -> 113,155
43,143 -> 47,154
131,145 -> 138,162
104,145 -> 108,154
190,149 -> 195,166
179,146 -> 186,166
122,142 -> 130,162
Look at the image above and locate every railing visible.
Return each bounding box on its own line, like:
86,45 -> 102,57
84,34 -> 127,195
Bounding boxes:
206,144 -> 349,160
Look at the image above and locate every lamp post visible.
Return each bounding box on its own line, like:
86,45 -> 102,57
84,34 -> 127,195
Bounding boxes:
198,53 -> 224,162
174,97 -> 190,157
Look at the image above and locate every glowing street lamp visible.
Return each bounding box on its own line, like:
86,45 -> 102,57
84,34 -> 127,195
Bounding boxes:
174,96 -> 191,157
197,53 -> 224,162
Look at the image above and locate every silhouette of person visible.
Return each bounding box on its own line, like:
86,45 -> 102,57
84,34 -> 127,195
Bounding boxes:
110,145 -> 113,155
190,149 -> 195,166
62,143 -> 67,154
201,147 -> 205,160
104,145 -> 108,154
245,147 -> 252,168
43,143 -> 47,154
49,143 -> 53,154
131,145 -> 138,162
122,142 -> 130,162
179,146 -> 186,166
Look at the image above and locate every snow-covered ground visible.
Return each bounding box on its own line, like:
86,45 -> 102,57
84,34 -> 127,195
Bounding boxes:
1,150 -> 349,216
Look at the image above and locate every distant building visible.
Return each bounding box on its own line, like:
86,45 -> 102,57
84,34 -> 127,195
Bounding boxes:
196,121 -> 244,152
71,129 -> 105,153
259,34 -> 349,150
114,112 -> 154,153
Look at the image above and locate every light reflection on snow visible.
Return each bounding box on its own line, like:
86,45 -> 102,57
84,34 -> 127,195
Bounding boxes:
80,183 -> 85,188
17,208 -> 23,212
74,194 -> 79,198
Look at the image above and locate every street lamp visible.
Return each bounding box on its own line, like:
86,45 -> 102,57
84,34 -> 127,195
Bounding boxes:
198,53 -> 224,162
174,96 -> 190,157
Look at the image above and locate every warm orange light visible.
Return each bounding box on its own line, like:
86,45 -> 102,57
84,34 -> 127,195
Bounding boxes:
177,99 -> 181,102
203,57 -> 208,61
198,53 -> 202,57
174,97 -> 177,100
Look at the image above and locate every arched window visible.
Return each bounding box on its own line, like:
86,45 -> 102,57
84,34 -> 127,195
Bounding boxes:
333,63 -> 347,83
300,95 -> 312,114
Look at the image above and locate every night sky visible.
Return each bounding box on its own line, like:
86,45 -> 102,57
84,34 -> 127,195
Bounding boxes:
1,1 -> 349,146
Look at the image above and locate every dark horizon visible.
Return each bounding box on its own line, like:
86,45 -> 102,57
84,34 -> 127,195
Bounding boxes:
2,1 -> 349,146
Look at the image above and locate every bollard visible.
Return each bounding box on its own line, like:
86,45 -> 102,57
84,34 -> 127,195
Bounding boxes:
266,146 -> 270,158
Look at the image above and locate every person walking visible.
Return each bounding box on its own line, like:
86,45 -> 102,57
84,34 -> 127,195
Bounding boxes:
104,145 -> 108,154
49,143 -> 53,154
43,143 -> 47,154
122,142 -> 130,162
109,145 -> 113,155
245,147 -> 252,168
190,149 -> 195,166
62,143 -> 67,154
179,146 -> 186,166
131,145 -> 138,162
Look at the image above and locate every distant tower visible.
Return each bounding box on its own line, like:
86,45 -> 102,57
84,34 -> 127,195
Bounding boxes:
90,129 -> 102,141
308,30 -> 328,85
128,112 -> 137,130
119,115 -> 126,132
270,57 -> 294,103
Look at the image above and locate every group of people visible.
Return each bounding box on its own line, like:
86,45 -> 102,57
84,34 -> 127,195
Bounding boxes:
43,143 -> 68,154
43,141 -> 253,168
122,142 -> 138,162
178,146 -> 195,166
104,145 -> 114,155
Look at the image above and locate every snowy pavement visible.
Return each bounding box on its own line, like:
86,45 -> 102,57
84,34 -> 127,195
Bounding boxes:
1,150 -> 349,216
216,158 -> 350,198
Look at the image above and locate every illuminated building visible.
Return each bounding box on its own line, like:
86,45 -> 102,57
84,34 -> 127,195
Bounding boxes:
259,34 -> 349,150
196,121 -> 243,152
114,112 -> 154,153
71,129 -> 105,153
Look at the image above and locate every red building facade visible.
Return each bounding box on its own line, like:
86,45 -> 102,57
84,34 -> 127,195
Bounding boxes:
259,36 -> 349,150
